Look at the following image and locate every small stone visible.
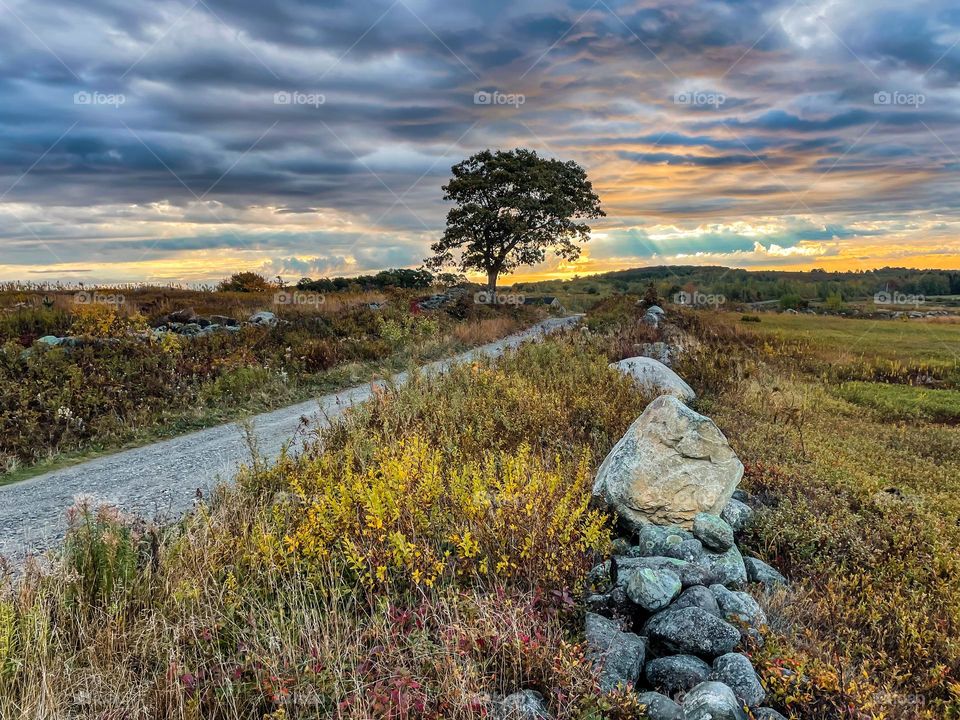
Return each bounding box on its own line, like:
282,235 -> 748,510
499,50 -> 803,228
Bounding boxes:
682,681 -> 749,720
744,557 -> 787,590
36,335 -> 63,347
644,654 -> 711,695
661,534 -> 705,562
692,513 -> 735,552
754,709 -> 788,720
709,653 -> 766,707
584,613 -> 646,692
672,585 -> 721,617
637,691 -> 683,720
721,499 -> 755,534
494,690 -> 551,719
732,489 -> 750,503
642,606 -> 740,659
697,545 -> 748,589
624,567 -> 682,612
710,585 -> 767,629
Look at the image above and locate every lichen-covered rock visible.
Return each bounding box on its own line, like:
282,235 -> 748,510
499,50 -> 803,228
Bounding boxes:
593,396 -> 744,529
720,499 -> 755,534
591,556 -> 714,591
682,681 -> 749,720
710,585 -> 767,629
644,654 -> 711,694
709,653 -> 766,707
624,567 -> 682,612
753,708 -> 788,719
609,357 -> 695,402
697,545 -> 748,589
672,585 -> 721,617
744,557 -> 787,590
494,690 -> 551,719
637,691 -> 683,720
584,613 -> 646,691
642,606 -> 740,659
693,512 -> 735,552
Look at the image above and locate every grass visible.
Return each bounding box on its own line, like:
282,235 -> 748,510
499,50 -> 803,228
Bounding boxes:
833,381 -> 960,424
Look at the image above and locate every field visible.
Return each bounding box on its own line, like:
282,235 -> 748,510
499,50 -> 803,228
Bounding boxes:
1,296 -> 959,718
0,284 -> 545,482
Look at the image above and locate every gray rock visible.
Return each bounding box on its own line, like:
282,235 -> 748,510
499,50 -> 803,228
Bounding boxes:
642,607 -> 740,659
639,341 -> 673,366
720,499 -> 755,534
662,536 -> 706,563
692,513 -> 735,552
644,654 -> 711,695
210,314 -> 239,327
697,545 -> 747,589
638,691 -> 683,720
642,312 -> 660,328
613,556 -> 714,589
624,567 -> 682,612
593,396 -> 744,529
682,681 -> 749,720
710,585 -> 767,629
672,585 -> 721,617
753,708 -> 787,720
494,690 -> 551,719
744,557 -> 787,590
710,653 -> 766,707
585,612 -> 646,691
647,305 -> 666,317
731,489 -> 750,503
609,357 -> 696,402
36,335 -> 63,347
249,310 -> 277,326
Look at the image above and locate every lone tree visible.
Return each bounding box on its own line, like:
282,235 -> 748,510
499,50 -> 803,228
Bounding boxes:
425,148 -> 604,293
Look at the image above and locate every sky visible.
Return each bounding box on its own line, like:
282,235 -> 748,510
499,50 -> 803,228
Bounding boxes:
1,0 -> 960,284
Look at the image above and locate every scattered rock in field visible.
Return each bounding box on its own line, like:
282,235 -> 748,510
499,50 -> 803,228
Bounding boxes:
592,395 -> 744,529
210,314 -> 239,327
644,654 -> 711,695
494,690 -> 551,719
642,606 -> 740,659
637,691 -> 683,720
682,681 -> 749,720
609,357 -> 695,402
638,341 -> 673,366
720,499 -> 754,534
709,653 -> 766,707
693,512 -> 735,552
744,557 -> 787,590
671,585 -> 721,617
36,336 -> 63,347
584,612 -> 646,692
710,585 -> 767,629
624,566 -> 682,612
249,311 -> 278,326
167,307 -> 197,323
698,545 -> 748,589
642,312 -> 660,328
647,305 -> 666,317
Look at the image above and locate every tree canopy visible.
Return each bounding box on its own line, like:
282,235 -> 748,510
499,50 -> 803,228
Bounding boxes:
425,148 -> 604,292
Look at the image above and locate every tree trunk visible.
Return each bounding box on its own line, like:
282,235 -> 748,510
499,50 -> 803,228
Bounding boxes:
486,270 -> 498,295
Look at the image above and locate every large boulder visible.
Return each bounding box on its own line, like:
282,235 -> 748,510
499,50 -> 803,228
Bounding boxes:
642,607 -> 740,659
593,396 -> 744,529
682,681 -> 749,720
609,357 -> 695,402
584,613 -> 646,691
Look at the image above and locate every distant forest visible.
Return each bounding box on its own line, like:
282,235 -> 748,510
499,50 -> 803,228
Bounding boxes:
518,266 -> 960,303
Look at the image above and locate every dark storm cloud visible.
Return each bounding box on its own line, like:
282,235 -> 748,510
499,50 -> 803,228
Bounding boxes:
0,0 -> 959,277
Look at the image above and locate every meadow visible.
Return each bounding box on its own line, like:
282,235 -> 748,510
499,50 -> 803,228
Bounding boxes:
0,283 -> 543,481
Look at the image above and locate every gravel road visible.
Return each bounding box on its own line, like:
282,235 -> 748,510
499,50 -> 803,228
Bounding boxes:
0,316 -> 580,563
